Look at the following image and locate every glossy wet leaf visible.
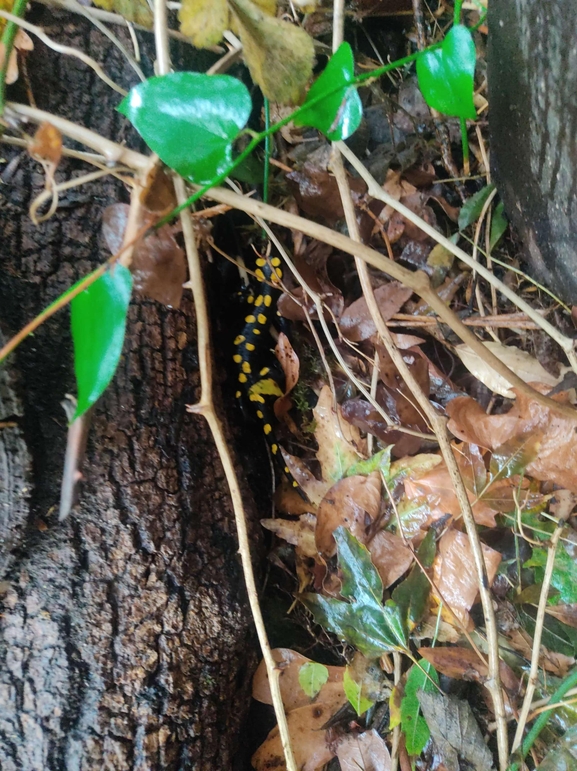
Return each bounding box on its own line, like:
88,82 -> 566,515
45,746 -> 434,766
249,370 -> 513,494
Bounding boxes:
525,545 -> 577,605
401,659 -> 439,756
71,265 -> 132,419
489,200 -> 508,250
295,41 -> 362,140
416,24 -> 477,119
118,73 -> 252,184
393,529 -> 436,631
343,666 -> 374,716
302,528 -> 408,658
458,184 -> 495,230
230,0 -> 314,104
299,662 -> 329,699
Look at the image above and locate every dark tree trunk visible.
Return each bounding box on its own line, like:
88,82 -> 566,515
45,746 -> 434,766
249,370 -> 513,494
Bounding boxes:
0,10 -> 257,770
488,0 -> 577,305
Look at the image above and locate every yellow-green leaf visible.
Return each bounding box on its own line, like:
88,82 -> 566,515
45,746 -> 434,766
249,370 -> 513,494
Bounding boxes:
230,0 -> 314,104
92,0 -> 152,27
179,0 -> 229,48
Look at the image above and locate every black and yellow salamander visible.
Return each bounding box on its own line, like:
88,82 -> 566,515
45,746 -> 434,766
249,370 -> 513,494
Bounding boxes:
233,253 -> 300,489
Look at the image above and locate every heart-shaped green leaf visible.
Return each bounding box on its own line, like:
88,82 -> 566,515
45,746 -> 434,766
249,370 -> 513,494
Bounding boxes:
118,72 -> 252,184
295,41 -> 362,141
71,265 -> 133,419
416,24 -> 476,119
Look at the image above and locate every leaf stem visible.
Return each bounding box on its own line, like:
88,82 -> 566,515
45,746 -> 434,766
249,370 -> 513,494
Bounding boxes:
453,0 -> 463,25
0,0 -> 27,115
262,96 -> 270,205
460,116 -> 470,175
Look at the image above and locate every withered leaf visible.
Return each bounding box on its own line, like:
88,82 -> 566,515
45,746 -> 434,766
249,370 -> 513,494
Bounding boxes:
314,385 -> 365,484
230,0 -> 314,104
418,646 -> 519,694
339,282 -> 413,342
417,691 -> 496,771
179,0 -> 229,48
447,388 -> 577,492
28,122 -> 62,167
367,530 -> 413,589
336,729 -> 392,771
261,513 -> 318,558
92,0 -> 152,27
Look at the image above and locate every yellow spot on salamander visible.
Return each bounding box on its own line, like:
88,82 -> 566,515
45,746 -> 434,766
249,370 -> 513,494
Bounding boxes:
234,335 -> 245,345
271,257 -> 281,267
257,313 -> 267,325
255,268 -> 265,281
264,295 -> 272,307
233,354 -> 242,363
264,424 -> 272,435
249,393 -> 265,403
238,373 -> 247,383
245,314 -> 256,323
256,257 -> 266,267
245,342 -> 255,351
242,361 -> 251,374
284,466 -> 290,474
235,390 -> 241,399
247,295 -> 255,304
260,367 -> 270,376
254,295 -> 264,307
249,378 -> 283,398
292,481 -> 299,487
253,328 -> 261,335
256,410 -> 264,419
271,443 -> 278,454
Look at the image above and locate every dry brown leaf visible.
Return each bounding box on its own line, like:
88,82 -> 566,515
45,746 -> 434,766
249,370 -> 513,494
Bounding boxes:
336,729 -> 392,771
261,513 -> 318,558
314,385 -> 365,484
230,0 -> 314,104
0,29 -> 33,85
432,530 -> 501,628
102,204 -> 186,308
140,164 -> 177,214
252,702 -> 339,771
315,473 -> 381,557
279,448 -> 329,508
339,282 -> 413,342
179,0 -> 229,47
545,604 -> 577,629
367,530 -> 413,588
274,332 -> 300,421
447,387 -> 577,492
418,646 -> 519,694
252,648 -> 345,710
455,342 -> 563,398
506,628 -> 575,676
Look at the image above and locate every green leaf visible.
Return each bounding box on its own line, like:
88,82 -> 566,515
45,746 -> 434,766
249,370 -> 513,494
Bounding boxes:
393,529 -> 436,632
298,662 -> 329,699
295,41 -> 362,141
458,184 -> 496,229
489,200 -> 508,250
118,72 -> 252,184
519,605 -> 577,657
489,434 -> 539,481
71,265 -> 133,420
417,24 -> 477,119
345,446 -> 393,479
401,660 -> 439,756
302,528 -> 408,658
525,545 -> 577,605
343,666 -> 374,716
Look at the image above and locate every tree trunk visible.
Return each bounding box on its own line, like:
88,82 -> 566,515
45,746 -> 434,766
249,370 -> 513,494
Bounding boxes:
488,0 -> 577,305
0,10 -> 257,770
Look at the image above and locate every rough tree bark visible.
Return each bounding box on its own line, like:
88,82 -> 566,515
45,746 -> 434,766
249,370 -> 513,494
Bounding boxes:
0,9 -> 258,770
488,0 -> 577,305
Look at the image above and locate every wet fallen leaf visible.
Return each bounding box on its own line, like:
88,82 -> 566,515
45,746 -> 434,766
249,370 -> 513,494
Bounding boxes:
140,164 -> 177,213
279,448 -> 330,507
336,729 -> 392,771
432,529 -> 501,628
261,513 -> 318,558
314,385 -> 365,484
252,648 -> 345,711
455,341 -> 563,398
230,0 -> 315,104
447,387 -> 577,492
537,722 -> 577,771
417,691 -> 496,771
392,529 -> 435,630
251,702 -> 339,771
546,604 -> 577,630
367,530 -> 414,589
339,282 -> 413,342
28,122 -> 62,167
401,658 -> 439,756
316,472 -> 381,557
274,332 -> 300,421
418,646 -> 519,694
